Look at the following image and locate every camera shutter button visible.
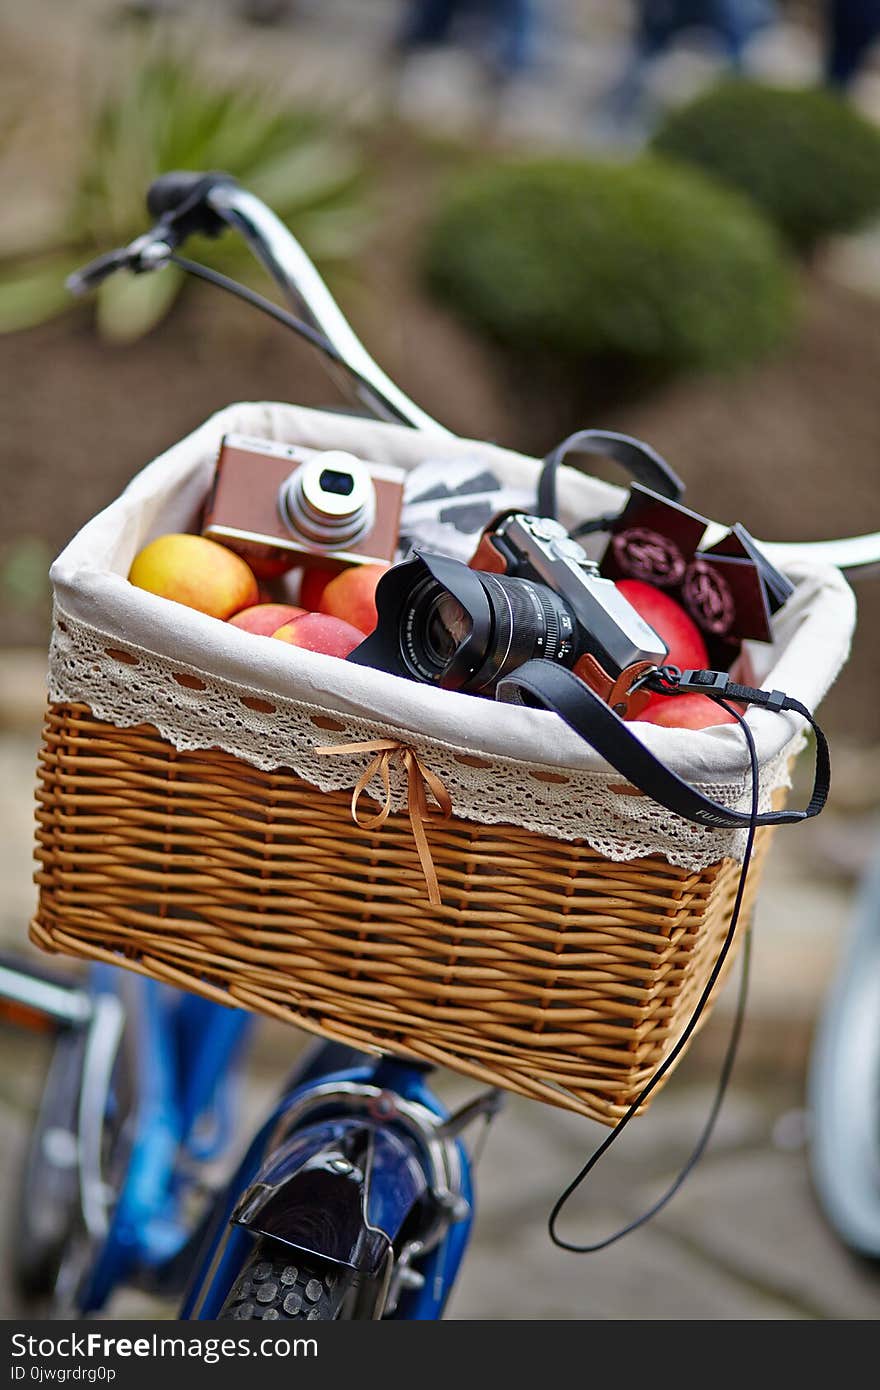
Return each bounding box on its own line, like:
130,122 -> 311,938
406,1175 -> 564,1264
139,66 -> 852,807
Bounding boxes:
530,518 -> 567,542
549,537 -> 588,565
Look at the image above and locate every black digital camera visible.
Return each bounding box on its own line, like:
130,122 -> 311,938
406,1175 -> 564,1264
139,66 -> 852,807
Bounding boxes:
348,514 -> 669,716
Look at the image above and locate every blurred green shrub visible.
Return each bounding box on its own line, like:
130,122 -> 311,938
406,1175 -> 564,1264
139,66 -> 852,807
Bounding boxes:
0,45 -> 365,341
424,156 -> 794,378
0,537 -> 52,619
652,80 -> 880,255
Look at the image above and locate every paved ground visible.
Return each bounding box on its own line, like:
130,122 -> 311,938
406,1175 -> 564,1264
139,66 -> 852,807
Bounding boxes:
1,654 -> 878,1320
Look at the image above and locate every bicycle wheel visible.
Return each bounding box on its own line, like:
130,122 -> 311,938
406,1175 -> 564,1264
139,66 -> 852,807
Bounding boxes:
217,1238 -> 355,1321
12,1026 -> 87,1301
808,849 -> 880,1262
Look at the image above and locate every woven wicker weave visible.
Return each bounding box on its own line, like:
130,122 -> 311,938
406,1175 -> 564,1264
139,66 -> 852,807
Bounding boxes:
31,702 -> 771,1126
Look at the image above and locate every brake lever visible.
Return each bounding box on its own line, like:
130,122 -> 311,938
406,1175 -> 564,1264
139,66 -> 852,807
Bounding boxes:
66,247 -> 130,296
66,227 -> 179,297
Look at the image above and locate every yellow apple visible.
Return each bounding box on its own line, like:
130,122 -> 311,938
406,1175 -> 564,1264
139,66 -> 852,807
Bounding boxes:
128,534 -> 258,620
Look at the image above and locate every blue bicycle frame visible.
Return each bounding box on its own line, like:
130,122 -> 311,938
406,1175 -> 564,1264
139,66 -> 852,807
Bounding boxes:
60,964 -> 484,1320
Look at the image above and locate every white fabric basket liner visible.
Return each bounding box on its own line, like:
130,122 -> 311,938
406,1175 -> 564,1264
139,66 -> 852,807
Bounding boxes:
48,402 -> 855,870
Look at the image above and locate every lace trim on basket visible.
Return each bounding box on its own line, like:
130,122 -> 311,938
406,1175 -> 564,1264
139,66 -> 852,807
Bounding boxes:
47,606 -> 802,870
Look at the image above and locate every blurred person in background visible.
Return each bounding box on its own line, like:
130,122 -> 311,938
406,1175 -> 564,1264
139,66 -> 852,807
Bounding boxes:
606,0 -> 777,127
396,0 -> 540,85
826,0 -> 880,88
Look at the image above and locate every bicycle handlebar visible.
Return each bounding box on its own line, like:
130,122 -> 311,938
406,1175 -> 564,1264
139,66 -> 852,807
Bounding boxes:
203,181 -> 450,436
68,171 -> 880,577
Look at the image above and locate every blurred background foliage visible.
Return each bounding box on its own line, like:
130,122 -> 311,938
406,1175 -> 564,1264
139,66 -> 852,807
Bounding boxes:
652,79 -> 880,254
2,12 -> 875,367
0,40 -> 366,341
0,538 -> 52,627
423,154 -> 796,389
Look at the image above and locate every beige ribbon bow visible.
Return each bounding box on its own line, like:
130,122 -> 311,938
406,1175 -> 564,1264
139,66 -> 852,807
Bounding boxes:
314,739 -> 453,907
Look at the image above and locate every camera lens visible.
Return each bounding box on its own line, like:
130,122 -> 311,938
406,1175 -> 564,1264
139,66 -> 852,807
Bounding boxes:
400,570 -> 574,693
403,580 -> 472,681
319,468 -> 355,498
426,592 -> 469,665
279,451 -> 376,549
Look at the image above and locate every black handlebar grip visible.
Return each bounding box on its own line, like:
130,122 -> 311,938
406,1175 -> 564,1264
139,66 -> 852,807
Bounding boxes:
146,171 -> 239,237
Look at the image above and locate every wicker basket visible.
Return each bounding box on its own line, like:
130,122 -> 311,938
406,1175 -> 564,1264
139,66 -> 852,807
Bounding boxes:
34,403 -> 852,1127
31,701 -> 773,1127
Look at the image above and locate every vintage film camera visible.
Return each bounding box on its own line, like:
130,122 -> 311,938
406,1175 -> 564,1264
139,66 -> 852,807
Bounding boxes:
202,433 -> 405,577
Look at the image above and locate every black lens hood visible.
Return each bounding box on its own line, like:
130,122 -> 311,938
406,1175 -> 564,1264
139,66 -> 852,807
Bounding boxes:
347,549 -> 493,686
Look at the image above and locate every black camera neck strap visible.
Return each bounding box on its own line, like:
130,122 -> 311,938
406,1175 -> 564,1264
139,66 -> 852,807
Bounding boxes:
538,429 -> 685,528
497,658 -> 828,1254
496,660 -> 829,829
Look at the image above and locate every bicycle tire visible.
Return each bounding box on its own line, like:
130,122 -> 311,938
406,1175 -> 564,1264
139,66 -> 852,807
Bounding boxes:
217,1238 -> 354,1321
808,850 -> 880,1263
12,1027 -> 87,1301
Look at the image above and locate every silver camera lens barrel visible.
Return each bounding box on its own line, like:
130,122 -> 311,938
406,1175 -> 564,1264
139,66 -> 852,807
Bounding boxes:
279,451 -> 376,548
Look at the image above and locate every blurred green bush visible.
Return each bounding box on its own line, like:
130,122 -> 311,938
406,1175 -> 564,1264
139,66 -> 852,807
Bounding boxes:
0,44 -> 365,341
653,80 -> 880,255
0,537 -> 51,620
424,156 -> 795,379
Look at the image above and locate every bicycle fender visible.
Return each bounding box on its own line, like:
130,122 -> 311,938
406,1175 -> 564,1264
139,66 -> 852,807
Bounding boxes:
231,1118 -> 428,1275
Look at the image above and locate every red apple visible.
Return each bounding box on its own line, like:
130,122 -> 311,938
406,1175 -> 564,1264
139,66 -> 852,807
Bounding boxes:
247,552 -> 298,581
636,694 -> 741,730
318,563 -> 390,636
615,579 -> 709,672
299,566 -> 338,611
272,612 -> 365,659
229,603 -> 306,636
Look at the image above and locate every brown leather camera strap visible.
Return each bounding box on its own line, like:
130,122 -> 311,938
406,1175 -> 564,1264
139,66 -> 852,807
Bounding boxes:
571,655 -> 657,719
